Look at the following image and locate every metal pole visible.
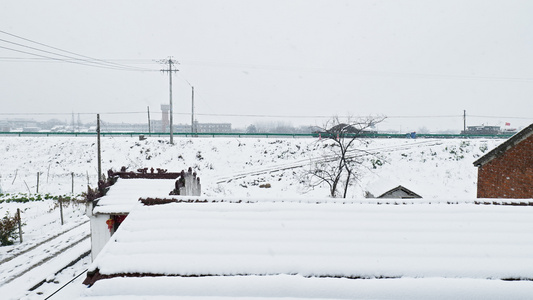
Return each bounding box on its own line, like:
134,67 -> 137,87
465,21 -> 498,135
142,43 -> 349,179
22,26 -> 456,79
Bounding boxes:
191,86 -> 195,134
463,110 -> 466,132
147,106 -> 151,134
36,172 -> 39,194
169,59 -> 174,144
97,114 -> 102,181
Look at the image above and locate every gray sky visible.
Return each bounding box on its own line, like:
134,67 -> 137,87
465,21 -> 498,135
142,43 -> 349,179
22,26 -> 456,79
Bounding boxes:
1,0 -> 532,132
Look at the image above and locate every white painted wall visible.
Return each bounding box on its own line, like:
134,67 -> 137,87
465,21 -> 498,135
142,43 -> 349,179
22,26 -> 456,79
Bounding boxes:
90,214 -> 112,261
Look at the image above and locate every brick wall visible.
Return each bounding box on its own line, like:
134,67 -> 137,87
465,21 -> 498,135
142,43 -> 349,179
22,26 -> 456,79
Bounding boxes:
477,135 -> 533,198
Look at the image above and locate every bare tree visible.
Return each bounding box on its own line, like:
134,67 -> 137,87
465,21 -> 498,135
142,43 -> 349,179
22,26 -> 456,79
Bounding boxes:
307,116 -> 385,198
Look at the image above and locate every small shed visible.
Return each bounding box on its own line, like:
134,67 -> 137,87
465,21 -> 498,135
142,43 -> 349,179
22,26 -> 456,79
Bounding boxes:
365,180 -> 422,199
375,185 -> 422,199
473,124 -> 533,199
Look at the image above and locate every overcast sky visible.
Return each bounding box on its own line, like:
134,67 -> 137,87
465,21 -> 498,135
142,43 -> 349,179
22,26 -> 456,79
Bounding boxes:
1,0 -> 532,132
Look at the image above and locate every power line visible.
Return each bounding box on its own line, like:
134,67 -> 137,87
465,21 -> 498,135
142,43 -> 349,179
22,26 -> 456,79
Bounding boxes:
468,115 -> 533,119
181,60 -> 533,83
1,111 -> 531,120
0,44 -> 155,72
0,30 -> 154,71
0,57 -> 158,65
0,45 -> 133,71
0,30 -> 156,72
0,39 -> 141,71
386,115 -> 461,119
1,29 -> 531,81
0,112 -> 147,116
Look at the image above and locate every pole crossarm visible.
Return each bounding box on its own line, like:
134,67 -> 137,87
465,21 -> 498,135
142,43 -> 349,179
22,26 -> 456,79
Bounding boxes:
158,57 -> 180,73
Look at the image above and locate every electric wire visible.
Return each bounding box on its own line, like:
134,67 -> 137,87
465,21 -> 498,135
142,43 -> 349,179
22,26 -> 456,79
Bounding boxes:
0,44 -> 156,72
0,30 -> 155,71
0,42 -> 147,72
0,45 -> 136,71
180,60 -> 533,82
0,57 -> 159,66
2,43 -> 532,82
0,30 -> 157,72
0,111 -> 531,121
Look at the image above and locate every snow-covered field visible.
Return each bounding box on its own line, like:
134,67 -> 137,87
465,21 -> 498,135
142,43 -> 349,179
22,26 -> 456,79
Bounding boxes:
0,136 -> 503,198
1,135 -> 530,299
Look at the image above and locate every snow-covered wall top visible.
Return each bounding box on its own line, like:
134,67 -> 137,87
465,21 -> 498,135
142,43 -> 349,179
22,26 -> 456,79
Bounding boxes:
93,178 -> 175,214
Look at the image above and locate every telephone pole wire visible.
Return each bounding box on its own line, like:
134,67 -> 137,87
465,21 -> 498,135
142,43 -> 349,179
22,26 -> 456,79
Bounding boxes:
158,57 -> 179,144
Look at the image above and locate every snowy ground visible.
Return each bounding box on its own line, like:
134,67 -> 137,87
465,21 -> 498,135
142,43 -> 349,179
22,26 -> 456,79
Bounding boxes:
0,136 -> 503,198
0,136 -> 523,299
0,199 -> 89,299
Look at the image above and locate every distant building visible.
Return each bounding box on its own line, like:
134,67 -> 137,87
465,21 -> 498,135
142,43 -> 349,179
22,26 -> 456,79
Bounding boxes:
461,125 -> 517,136
365,183 -> 422,199
461,125 -> 500,135
0,118 -> 38,131
365,179 -> 423,199
100,122 -> 149,132
473,124 -> 533,199
0,122 -> 10,132
94,121 -> 231,133
194,122 -> 232,133
22,126 -> 42,132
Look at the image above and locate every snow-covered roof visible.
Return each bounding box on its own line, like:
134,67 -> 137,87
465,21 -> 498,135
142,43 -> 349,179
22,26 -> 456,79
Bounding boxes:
365,178 -> 421,198
92,178 -> 176,214
85,200 -> 533,289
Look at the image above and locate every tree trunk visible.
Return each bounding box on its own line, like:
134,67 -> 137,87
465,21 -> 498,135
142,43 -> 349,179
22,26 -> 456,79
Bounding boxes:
343,169 -> 352,198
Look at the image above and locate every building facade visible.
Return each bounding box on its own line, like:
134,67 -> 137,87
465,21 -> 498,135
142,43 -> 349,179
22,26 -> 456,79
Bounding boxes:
473,124 -> 533,198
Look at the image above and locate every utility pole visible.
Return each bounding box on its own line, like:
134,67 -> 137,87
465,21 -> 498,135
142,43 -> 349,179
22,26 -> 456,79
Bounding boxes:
463,110 -> 466,133
159,57 -> 179,144
191,86 -> 195,134
97,114 -> 102,182
71,112 -> 75,133
147,106 -> 151,134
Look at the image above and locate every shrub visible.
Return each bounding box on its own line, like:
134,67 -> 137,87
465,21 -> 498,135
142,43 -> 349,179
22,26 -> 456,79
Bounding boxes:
0,211 -> 22,246
0,193 -> 77,204
370,158 -> 383,169
479,143 -> 489,153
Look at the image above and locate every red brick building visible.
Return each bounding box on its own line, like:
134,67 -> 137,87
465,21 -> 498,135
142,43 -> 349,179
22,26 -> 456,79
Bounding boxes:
473,124 -> 533,198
